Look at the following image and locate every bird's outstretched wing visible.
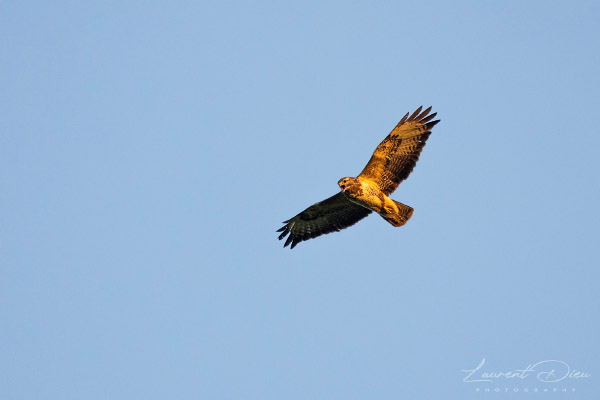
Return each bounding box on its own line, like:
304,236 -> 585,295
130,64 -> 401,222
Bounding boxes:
277,192 -> 371,249
358,106 -> 440,195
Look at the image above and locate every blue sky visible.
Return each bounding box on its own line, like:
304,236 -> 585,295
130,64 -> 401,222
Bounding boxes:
2,1 -> 599,399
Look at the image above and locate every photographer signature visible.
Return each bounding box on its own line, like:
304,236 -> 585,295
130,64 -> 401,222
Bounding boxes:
462,358 -> 591,383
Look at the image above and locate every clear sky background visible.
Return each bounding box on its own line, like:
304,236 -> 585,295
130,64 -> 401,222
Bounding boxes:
2,1 -> 599,399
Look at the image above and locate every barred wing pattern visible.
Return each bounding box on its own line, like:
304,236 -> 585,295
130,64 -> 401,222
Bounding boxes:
276,192 -> 371,249
358,106 -> 440,195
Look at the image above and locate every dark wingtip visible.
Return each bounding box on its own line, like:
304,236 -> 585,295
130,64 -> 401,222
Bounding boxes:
408,106 -> 423,120
284,235 -> 293,247
426,119 -> 440,129
420,112 -> 437,124
398,111 -> 410,125
417,106 -> 432,120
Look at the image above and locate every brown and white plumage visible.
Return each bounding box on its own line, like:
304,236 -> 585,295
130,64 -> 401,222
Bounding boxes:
359,106 -> 439,195
277,106 -> 440,249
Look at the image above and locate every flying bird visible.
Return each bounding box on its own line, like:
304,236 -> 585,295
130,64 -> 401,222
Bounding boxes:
277,106 -> 440,249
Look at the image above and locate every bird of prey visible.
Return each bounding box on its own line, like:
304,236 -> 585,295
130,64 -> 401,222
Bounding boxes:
277,106 -> 440,249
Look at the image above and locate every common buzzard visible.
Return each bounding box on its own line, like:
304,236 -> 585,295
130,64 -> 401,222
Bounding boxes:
277,106 -> 440,249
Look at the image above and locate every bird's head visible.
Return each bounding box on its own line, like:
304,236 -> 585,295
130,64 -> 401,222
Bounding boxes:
338,177 -> 354,192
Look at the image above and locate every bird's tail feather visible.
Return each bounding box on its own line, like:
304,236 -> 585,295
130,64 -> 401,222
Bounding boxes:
381,201 -> 414,227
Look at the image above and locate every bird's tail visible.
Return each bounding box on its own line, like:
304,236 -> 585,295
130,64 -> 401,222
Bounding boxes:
381,201 -> 414,227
